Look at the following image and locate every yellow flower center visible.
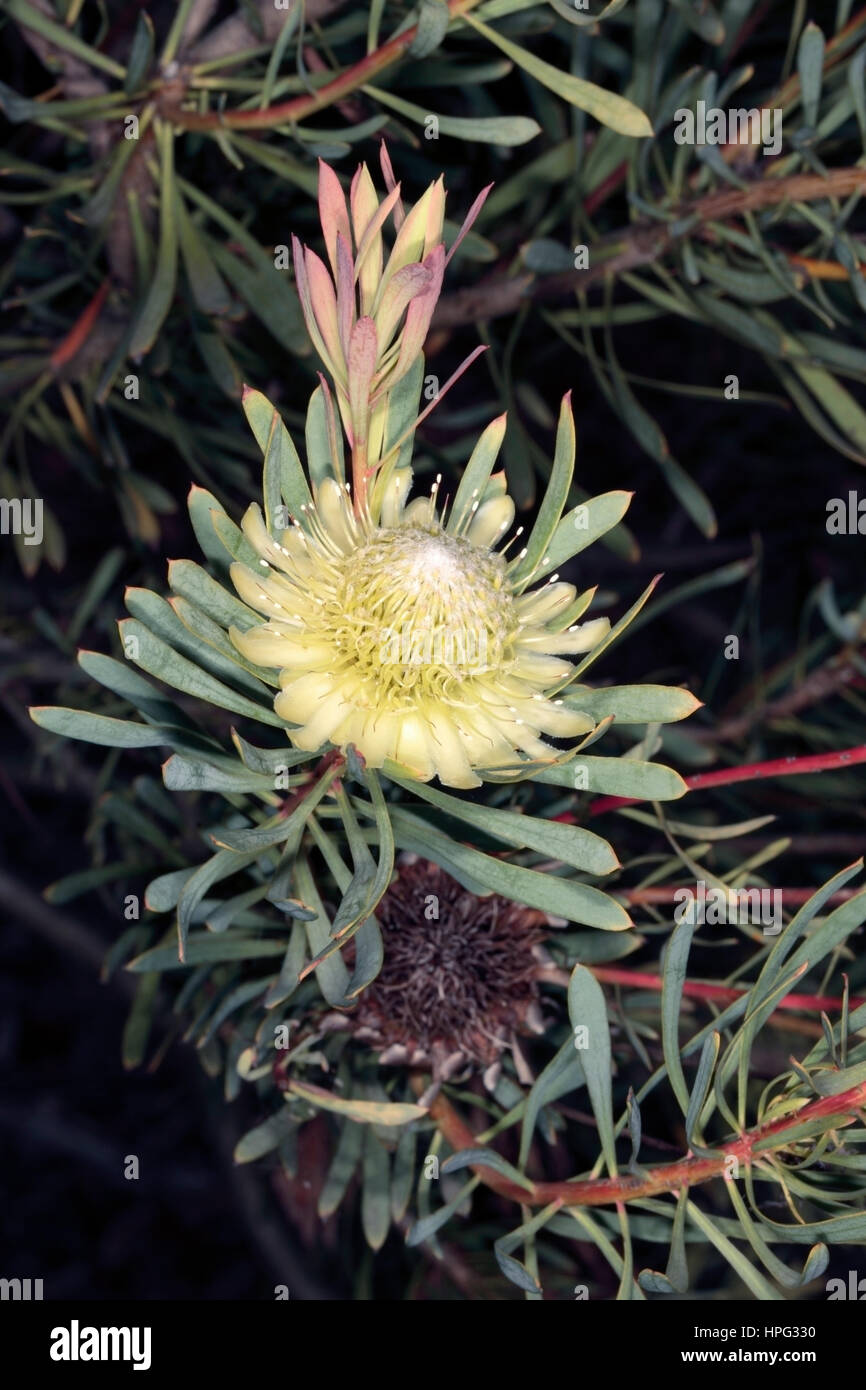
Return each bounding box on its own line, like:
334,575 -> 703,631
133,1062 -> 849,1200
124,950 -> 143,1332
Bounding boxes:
329,523 -> 517,707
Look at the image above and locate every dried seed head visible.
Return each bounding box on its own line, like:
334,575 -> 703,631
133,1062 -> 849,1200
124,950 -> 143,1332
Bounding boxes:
349,859 -> 547,1077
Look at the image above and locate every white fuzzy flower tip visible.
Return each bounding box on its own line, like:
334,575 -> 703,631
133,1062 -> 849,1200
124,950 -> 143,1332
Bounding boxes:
229,477 -> 608,789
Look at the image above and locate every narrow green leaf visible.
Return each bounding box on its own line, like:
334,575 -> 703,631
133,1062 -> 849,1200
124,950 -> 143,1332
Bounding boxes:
406,1176 -> 478,1246
211,760 -> 339,852
447,414 -> 507,533
565,684 -> 701,725
259,4 -> 302,109
442,1148 -> 535,1191
464,11 -> 652,136
145,867 -> 195,913
210,241 -> 308,356
661,916 -> 697,1117
46,861 -> 140,905
124,587 -> 274,700
288,1082 -> 426,1125
176,848 -> 261,960
4,0 -> 126,78
813,1058 -> 866,1096
319,1117 -> 364,1218
129,122 -> 178,359
125,10 -> 155,94
168,559 -> 258,632
726,1181 -> 827,1289
511,392 -> 576,588
685,1031 -> 720,1148
30,706 -> 170,748
541,490 -> 632,572
408,0 -> 450,56
118,619 -> 285,727
243,387 -> 314,520
234,1108 -> 296,1164
305,382 -> 345,488
365,83 -> 540,144
798,22 -> 825,128
177,195 -> 232,315
232,732 -> 311,776
171,596 -> 281,689
789,362 -> 866,462
162,755 -> 275,794
519,1036 -> 585,1168
390,808 -> 632,929
531,753 -> 687,801
361,1129 -> 392,1251
293,851 -> 351,1006
568,965 -> 617,1174
391,1127 -> 417,1223
122,972 -> 160,1068
686,1201 -> 784,1300
386,768 -> 617,875
128,934 -> 285,971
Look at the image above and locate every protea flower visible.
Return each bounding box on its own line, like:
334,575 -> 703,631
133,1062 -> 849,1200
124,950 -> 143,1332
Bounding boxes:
229,394 -> 609,789
225,152 -> 614,787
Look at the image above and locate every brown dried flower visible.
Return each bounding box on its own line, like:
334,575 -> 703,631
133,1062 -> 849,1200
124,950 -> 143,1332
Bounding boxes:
345,857 -> 549,1090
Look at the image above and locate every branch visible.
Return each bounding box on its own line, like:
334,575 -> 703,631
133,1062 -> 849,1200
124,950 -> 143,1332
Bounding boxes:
537,962 -> 862,1015
694,652 -> 863,746
432,168 -> 866,331
420,1077 -> 866,1209
165,0 -> 484,131
586,744 -> 866,818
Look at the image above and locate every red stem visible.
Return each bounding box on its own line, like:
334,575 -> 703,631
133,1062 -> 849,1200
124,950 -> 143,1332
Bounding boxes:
587,965 -> 862,1015
582,744 -> 866,819
277,749 -> 344,819
422,1078 -> 866,1208
622,886 -> 861,908
50,277 -> 111,370
167,0 -> 484,132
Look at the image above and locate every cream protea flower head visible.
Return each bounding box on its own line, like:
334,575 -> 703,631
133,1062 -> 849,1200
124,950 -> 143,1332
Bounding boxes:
228,153 -> 615,789
229,392 -> 610,789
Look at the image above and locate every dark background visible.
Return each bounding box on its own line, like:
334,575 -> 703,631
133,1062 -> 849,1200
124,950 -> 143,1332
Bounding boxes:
2,0 -> 866,1299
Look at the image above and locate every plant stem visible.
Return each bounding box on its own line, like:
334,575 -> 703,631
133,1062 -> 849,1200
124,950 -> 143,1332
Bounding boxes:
618,886 -> 861,911
419,1077 -> 866,1209
537,963 -> 862,1015
693,652 -> 862,745
161,0 -> 485,132
277,749 -> 344,819
50,277 -> 111,371
352,439 -> 368,518
433,168 -> 866,330
585,744 -> 866,818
